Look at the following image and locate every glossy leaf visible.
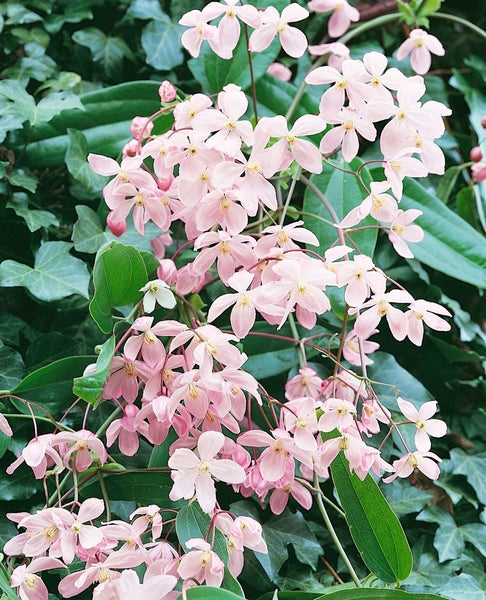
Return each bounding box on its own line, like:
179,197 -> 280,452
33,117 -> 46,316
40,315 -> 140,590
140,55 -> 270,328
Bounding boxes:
400,178 -> 486,288
449,448 -> 486,505
72,205 -> 113,253
72,335 -> 115,405
65,128 -> 107,194
326,434 -> 412,583
176,502 -> 229,561
89,242 -> 159,333
0,241 -> 90,301
6,193 -> 58,232
0,346 -> 25,392
255,73 -> 319,120
72,27 -> 135,78
303,158 -> 377,258
185,588 -> 245,600
21,81 -> 164,168
438,573 -> 486,600
316,590 -> 448,599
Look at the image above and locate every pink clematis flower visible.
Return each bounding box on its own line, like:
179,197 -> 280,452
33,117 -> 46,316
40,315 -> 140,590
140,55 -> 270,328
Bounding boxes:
58,499 -> 105,564
178,538 -> 225,586
249,4 -> 309,58
387,209 -> 424,258
308,0 -> 360,37
383,450 -> 442,483
397,398 -> 447,451
11,557 -> 65,600
168,431 -> 246,513
396,28 -> 445,75
405,299 -> 451,346
352,289 -> 413,341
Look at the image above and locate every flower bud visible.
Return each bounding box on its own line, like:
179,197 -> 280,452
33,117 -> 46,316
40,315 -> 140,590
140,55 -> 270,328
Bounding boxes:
481,116 -> 486,129
106,212 -> 126,237
122,138 -> 139,158
159,80 -> 176,103
470,146 -> 483,162
471,162 -> 486,183
130,116 -> 153,140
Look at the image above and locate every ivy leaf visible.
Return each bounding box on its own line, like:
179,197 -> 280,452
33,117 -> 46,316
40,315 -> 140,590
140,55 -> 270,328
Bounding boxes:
141,20 -> 184,71
438,573 -> 486,600
0,346 -> 26,392
6,168 -> 38,193
6,193 -> 58,232
460,523 -> 486,558
72,27 -> 135,78
449,448 -> 486,505
65,129 -> 107,194
72,205 -> 113,253
33,91 -> 84,125
0,241 -> 90,301
127,0 -> 170,21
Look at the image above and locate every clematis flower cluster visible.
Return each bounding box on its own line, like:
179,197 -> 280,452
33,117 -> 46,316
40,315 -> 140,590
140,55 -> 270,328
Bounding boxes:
3,4 -> 454,598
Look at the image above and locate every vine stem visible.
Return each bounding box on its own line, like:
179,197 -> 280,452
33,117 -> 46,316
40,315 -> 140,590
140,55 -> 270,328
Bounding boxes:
314,472 -> 363,587
431,12 -> 486,40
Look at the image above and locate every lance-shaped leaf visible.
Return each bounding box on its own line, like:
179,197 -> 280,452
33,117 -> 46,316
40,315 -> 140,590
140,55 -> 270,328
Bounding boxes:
323,432 -> 412,584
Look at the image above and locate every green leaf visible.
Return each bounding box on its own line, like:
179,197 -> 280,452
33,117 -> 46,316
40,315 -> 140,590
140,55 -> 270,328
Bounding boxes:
436,165 -> 464,204
127,0 -> 170,21
418,0 -> 443,17
0,346 -> 25,392
141,20 -> 184,71
449,448 -> 486,505
460,523 -> 486,558
326,434 -> 412,583
316,590 -> 447,599
438,573 -> 486,600
72,336 -> 115,405
381,477 -> 433,518
456,187 -> 481,229
6,168 -> 38,193
190,36 -> 280,94
0,470 -> 38,501
33,91 -> 84,125
303,158 -> 377,258
400,178 -> 486,288
72,205 -> 113,253
185,588 -> 245,600
176,502 -> 229,561
72,27 -> 134,78
255,74 -> 319,120
65,129 -> 107,194
0,241 -> 90,301
6,193 -> 59,232
81,469 -> 177,506
21,81 -> 164,168
89,242 -> 159,333
0,557 -> 18,600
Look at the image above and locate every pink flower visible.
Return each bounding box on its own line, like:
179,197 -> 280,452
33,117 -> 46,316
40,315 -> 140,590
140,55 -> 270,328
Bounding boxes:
396,29 -> 445,75
397,398 -> 447,451
178,538 -> 224,586
472,162 -> 486,183
388,209 -> 424,258
249,4 -> 309,58
58,499 -> 105,564
0,412 -> 13,436
352,289 -> 413,341
337,254 -> 386,307
383,450 -> 441,483
158,80 -> 176,103
320,107 -> 376,162
11,557 -> 65,600
308,0 -> 360,38
139,279 -> 176,314
267,62 -> 292,82
130,116 -> 153,141
168,431 -> 246,513
179,8 -> 221,59
405,299 -> 451,345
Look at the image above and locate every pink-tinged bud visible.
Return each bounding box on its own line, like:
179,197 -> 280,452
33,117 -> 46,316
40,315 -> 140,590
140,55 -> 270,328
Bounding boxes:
122,138 -> 139,158
471,162 -> 486,183
470,146 -> 483,162
266,62 -> 292,82
157,259 -> 178,285
130,116 -> 153,140
159,80 -> 176,103
158,176 -> 174,191
106,212 -> 126,237
481,116 -> 486,129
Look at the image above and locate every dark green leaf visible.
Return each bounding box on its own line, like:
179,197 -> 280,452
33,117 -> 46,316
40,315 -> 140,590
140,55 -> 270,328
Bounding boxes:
438,573 -> 486,600
460,523 -> 486,558
456,187 -> 481,229
326,434 -> 412,583
89,241 -> 159,333
317,589 -> 448,599
0,346 -> 25,392
0,241 -> 90,301
72,336 -> 115,405
382,478 -> 433,518
400,178 -> 486,288
72,28 -> 134,78
72,205 -> 113,253
66,129 -> 107,194
436,165 -> 464,204
176,502 -> 229,561
449,448 -> 486,505
303,158 -> 377,258
141,20 -> 184,71
127,0 -> 170,21
0,470 -> 38,501
6,168 -> 38,193
255,74 -> 319,120
6,193 -> 58,232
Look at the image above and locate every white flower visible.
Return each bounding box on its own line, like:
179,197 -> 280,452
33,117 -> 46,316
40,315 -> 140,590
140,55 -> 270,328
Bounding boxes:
139,279 -> 176,313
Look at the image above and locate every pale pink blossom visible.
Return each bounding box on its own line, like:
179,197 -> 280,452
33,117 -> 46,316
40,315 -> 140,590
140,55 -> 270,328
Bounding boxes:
106,404 -> 150,456
267,62 -> 292,81
7,434 -> 63,479
202,1 -> 260,56
383,148 -> 428,200
405,299 -> 451,346
383,450 -> 441,483
178,538 -> 225,586
285,366 -> 323,400
0,412 -> 13,436
396,28 -> 445,75
337,254 -> 386,307
308,41 -> 350,70
308,0 -> 360,37
168,431 -> 246,513
130,116 -> 153,141
320,107 -> 376,162
159,80 -> 176,103
472,162 -> 486,183
269,478 -> 313,514
342,328 -> 379,366
319,398 -> 356,432
388,208 -> 424,258
338,181 -> 398,229
397,398 -> 447,451
114,569 -> 177,600
179,9 -> 222,59
249,5 -> 309,58
54,430 -> 107,472
57,499 -> 105,564
352,289 -> 413,341
11,557 -> 65,600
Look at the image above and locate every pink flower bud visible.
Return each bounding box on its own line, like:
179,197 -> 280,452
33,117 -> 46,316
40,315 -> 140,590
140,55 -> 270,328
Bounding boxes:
159,80 -> 176,103
481,116 -> 486,129
470,146 -> 483,162
158,176 -> 174,191
130,116 -> 153,140
157,259 -> 178,285
106,211 -> 126,237
471,162 -> 486,183
122,138 -> 139,158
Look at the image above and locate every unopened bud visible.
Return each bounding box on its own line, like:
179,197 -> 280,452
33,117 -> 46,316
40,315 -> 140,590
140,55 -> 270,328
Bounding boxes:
470,146 -> 483,162
130,116 -> 153,140
471,162 -> 486,183
106,212 -> 126,237
481,116 -> 486,129
159,80 -> 176,103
